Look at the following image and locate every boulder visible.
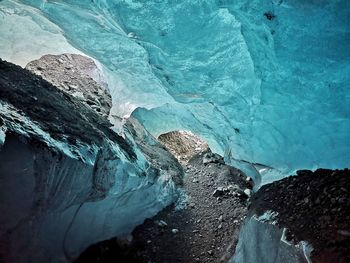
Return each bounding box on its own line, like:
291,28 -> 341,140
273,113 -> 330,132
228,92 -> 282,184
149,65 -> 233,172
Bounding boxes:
26,53 -> 112,118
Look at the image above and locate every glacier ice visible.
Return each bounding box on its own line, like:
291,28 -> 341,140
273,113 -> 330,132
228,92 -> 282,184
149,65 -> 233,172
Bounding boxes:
0,0 -> 82,67
1,0 -> 348,177
0,58 -> 182,262
0,0 -> 349,260
230,212 -> 312,263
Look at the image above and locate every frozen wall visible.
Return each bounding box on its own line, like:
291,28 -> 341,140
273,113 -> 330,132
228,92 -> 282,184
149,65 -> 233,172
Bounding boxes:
0,58 -> 182,262
230,212 -> 312,263
1,0 -> 349,175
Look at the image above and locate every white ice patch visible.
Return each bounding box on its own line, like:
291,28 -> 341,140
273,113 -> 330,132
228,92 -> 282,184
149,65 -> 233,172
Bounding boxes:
0,126 -> 6,147
0,0 -> 83,67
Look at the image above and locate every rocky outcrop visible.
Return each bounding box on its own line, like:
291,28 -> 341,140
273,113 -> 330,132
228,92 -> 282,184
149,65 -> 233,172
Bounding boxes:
0,59 -> 182,262
26,53 -> 112,118
158,130 -> 208,165
231,169 -> 350,263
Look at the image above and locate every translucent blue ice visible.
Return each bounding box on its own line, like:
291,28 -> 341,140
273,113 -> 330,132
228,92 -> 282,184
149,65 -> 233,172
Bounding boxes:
1,0 -> 349,175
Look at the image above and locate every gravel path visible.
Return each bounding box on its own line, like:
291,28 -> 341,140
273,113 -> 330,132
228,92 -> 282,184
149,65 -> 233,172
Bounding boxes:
76,151 -> 251,263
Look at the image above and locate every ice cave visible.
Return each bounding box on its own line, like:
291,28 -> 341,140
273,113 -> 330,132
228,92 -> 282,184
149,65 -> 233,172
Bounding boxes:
0,0 -> 349,262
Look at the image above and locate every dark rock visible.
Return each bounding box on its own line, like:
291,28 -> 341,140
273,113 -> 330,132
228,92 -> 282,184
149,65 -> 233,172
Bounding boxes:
264,11 -> 276,21
251,168 -> 350,263
202,152 -> 224,165
213,187 -> 225,197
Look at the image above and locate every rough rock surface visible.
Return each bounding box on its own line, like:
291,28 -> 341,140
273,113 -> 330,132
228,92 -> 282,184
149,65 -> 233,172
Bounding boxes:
0,59 -> 182,262
0,59 -> 128,159
76,150 -> 252,263
235,169 -> 350,263
158,130 -> 208,165
26,53 -> 112,118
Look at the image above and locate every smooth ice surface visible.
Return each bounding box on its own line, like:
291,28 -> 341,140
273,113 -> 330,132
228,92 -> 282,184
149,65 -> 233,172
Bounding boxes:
0,1 -> 82,66
1,0 -> 349,175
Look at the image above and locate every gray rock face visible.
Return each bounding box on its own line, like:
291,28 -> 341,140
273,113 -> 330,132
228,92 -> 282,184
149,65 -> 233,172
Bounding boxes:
26,53 -> 112,118
158,130 -> 208,165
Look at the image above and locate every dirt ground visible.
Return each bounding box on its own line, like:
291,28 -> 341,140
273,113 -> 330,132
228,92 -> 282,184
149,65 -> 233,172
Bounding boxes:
76,150 -> 251,263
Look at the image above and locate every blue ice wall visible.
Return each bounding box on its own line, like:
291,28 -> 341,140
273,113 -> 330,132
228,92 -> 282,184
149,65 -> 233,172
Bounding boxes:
1,0 -> 349,174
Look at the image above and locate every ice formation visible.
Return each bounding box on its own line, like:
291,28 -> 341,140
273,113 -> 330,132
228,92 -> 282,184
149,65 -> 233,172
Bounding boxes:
2,0 -> 348,178
0,59 -> 182,262
0,0 -> 349,261
230,212 -> 312,263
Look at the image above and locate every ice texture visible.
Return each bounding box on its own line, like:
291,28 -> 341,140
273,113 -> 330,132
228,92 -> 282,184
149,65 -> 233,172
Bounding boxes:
3,0 -> 349,175
1,1 -> 349,178
0,59 -> 182,262
230,212 -> 312,263
0,1 -> 82,66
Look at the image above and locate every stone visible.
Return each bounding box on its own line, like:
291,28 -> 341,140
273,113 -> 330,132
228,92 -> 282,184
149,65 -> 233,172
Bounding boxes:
26,54 -> 112,118
213,188 -> 225,197
202,152 -> 224,165
171,228 -> 179,234
155,220 -> 168,227
244,189 -> 252,197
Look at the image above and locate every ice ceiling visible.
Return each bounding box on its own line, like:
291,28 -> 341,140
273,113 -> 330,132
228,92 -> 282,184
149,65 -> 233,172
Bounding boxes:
1,0 -> 349,174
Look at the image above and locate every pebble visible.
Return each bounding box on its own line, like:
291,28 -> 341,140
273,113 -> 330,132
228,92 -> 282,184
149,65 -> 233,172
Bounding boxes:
172,228 -> 179,234
207,250 -> 213,256
213,188 -> 225,197
155,220 -> 168,227
244,189 -> 252,197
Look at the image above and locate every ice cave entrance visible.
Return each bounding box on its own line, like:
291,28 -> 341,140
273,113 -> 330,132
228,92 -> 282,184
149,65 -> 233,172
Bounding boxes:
158,130 -> 209,165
